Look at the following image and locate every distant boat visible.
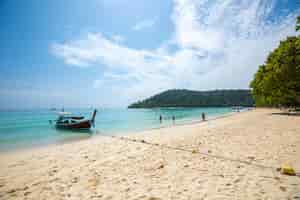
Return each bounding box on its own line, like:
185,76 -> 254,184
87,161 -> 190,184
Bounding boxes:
50,110 -> 97,130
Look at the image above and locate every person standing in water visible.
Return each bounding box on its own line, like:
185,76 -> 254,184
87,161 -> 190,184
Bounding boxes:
159,115 -> 162,123
172,116 -> 175,124
201,112 -> 206,121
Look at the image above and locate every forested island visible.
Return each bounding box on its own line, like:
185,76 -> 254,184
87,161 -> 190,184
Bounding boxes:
128,89 -> 254,108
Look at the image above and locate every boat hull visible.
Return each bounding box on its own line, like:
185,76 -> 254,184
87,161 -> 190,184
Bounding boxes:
55,120 -> 92,130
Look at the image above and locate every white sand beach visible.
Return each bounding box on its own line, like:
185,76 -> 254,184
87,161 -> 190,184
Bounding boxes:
0,109 -> 299,199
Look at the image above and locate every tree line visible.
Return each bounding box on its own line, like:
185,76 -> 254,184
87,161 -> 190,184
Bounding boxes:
250,16 -> 300,107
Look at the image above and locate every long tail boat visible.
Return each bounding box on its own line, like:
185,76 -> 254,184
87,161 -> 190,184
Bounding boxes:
50,109 -> 97,130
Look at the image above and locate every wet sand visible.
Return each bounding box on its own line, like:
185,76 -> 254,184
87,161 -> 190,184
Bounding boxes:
0,109 -> 299,199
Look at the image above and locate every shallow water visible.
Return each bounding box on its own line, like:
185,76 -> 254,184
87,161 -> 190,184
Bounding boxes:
0,107 -> 234,151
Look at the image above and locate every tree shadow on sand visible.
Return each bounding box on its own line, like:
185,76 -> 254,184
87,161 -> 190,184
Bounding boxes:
271,112 -> 300,116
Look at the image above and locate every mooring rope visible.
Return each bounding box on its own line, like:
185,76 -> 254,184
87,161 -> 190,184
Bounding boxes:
96,131 -> 278,171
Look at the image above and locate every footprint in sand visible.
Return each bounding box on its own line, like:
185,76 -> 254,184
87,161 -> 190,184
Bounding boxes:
50,178 -> 60,183
71,177 -> 79,183
148,197 -> 161,200
24,191 -> 31,196
49,169 -> 58,176
234,178 -> 240,183
104,195 -> 113,200
289,191 -> 300,199
8,161 -> 26,168
87,178 -> 99,190
7,189 -> 16,194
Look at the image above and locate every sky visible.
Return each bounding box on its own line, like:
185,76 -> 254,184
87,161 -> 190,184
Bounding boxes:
0,0 -> 299,109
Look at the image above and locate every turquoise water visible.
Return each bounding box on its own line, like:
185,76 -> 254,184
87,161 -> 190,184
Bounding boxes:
0,107 -> 233,151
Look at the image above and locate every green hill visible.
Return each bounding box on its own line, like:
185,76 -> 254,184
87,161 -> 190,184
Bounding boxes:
128,89 -> 254,108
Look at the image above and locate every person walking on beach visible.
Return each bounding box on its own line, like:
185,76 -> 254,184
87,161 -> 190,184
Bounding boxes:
201,112 -> 206,121
159,115 -> 162,123
172,116 -> 175,124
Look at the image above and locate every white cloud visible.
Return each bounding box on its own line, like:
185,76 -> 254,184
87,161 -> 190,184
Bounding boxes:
110,34 -> 125,43
51,0 -> 299,106
132,18 -> 157,31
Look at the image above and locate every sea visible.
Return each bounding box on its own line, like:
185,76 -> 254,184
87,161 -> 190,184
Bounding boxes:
0,107 -> 236,152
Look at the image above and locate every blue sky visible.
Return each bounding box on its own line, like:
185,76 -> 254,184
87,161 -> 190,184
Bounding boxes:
0,0 -> 299,109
